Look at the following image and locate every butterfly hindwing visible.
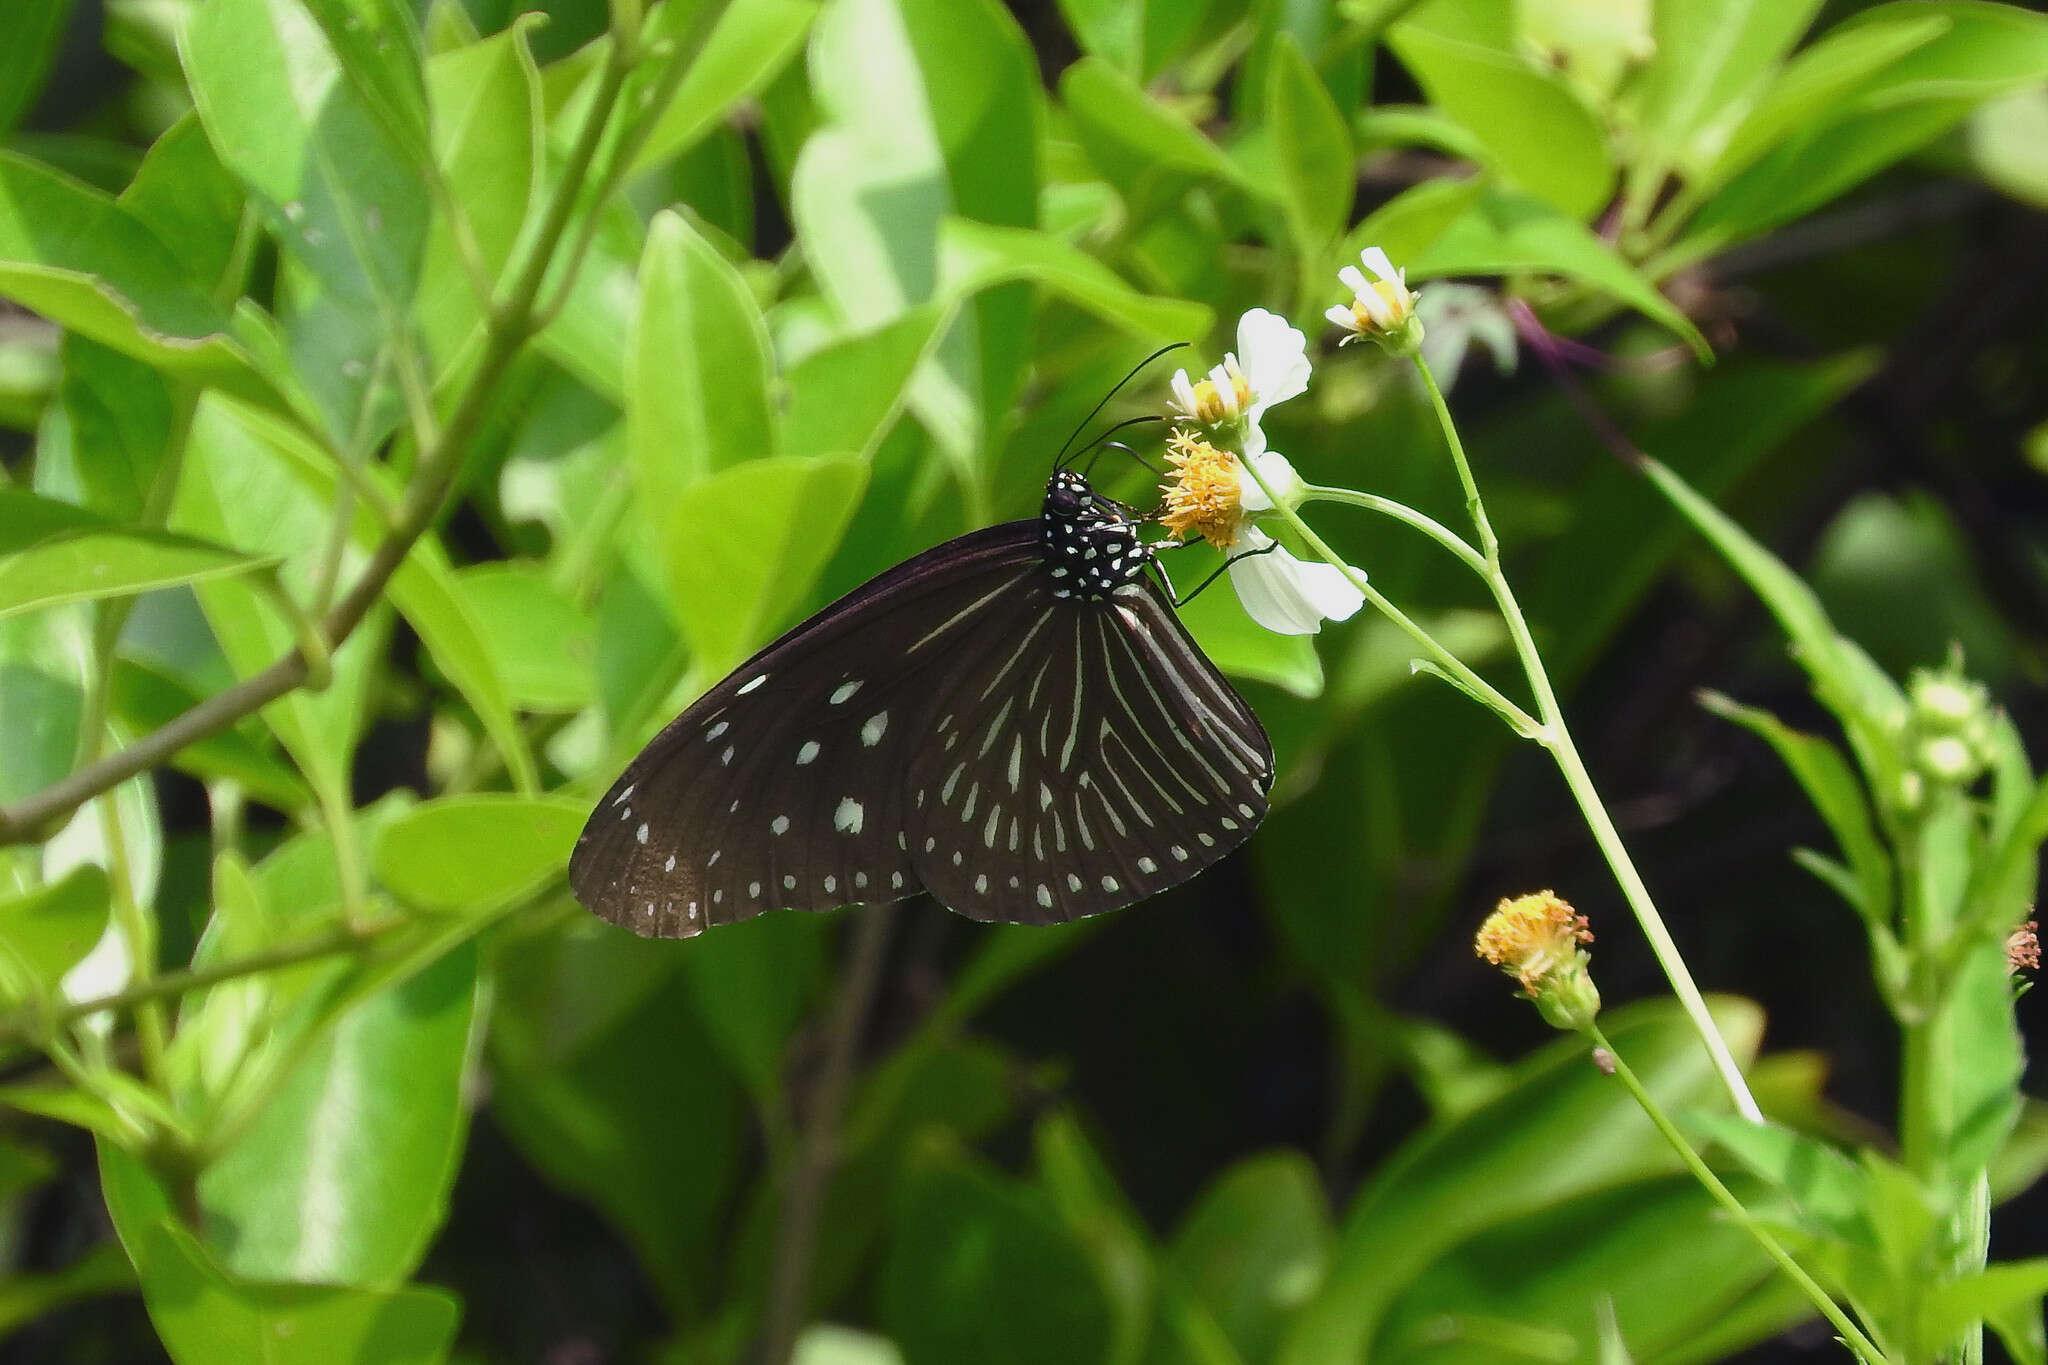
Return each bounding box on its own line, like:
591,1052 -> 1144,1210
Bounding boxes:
906,578 -> 1274,923
569,525 -> 1042,937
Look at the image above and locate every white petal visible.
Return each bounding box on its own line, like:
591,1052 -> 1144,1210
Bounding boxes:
1169,369 -> 1199,416
1338,265 -> 1370,296
1207,361 -> 1240,415
1235,450 -> 1298,512
1325,304 -> 1360,331
1354,287 -> 1396,329
1359,246 -> 1397,282
1235,307 -> 1309,414
1228,528 -> 1365,635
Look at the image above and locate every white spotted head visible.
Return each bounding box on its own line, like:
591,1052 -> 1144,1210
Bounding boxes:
1040,469 -> 1149,601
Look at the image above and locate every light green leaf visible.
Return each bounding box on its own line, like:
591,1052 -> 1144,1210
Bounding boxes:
416,20 -> 541,368
1266,36 -> 1354,262
794,1327 -> 906,1365
372,795 -> 585,913
1922,1261 -> 2048,1355
1061,56 -> 1257,204
101,1144 -> 460,1365
654,453 -> 868,677
628,209 -> 774,515
1969,86 -> 2048,209
117,113 -> 246,292
452,564 -> 592,712
632,0 -> 818,174
1340,177 -> 1486,274
0,488 -> 276,620
781,304 -> 946,462
1413,191 -> 1709,358
0,865 -> 110,1004
792,0 -> 1040,476
1387,22 -> 1613,219
935,217 -> 1210,341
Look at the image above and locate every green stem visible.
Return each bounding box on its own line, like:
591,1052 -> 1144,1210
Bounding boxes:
1238,462 -> 1539,736
1301,483 -> 1488,578
1590,1024 -> 1890,1365
1412,354 -> 1764,1124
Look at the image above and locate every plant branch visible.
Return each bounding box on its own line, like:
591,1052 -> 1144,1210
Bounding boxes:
756,905 -> 896,1365
1589,1024 -> 1889,1364
0,44 -> 643,851
1415,348 -> 1764,1123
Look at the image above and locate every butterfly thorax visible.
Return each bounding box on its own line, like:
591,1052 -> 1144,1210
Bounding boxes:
1041,469 -> 1149,602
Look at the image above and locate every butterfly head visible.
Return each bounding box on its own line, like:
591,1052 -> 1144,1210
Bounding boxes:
1042,469 -> 1149,601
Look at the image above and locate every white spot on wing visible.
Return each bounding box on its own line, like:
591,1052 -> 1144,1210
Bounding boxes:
834,798 -> 864,834
862,711 -> 889,746
830,680 -> 863,704
738,675 -> 767,695
797,740 -> 820,766
771,815 -> 790,835
636,823 -> 649,845
1036,883 -> 1053,909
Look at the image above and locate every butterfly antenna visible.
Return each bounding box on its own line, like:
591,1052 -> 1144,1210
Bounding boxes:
1056,342 -> 1188,468
1082,437 -> 1165,481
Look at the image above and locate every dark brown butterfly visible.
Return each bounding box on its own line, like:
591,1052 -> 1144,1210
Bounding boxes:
569,464 -> 1273,937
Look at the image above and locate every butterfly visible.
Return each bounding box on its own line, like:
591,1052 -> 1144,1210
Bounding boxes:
569,463 -> 1274,937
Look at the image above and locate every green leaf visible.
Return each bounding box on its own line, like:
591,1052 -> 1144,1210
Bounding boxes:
118,113 -> 246,293
0,1242 -> 134,1340
1413,190 -> 1709,358
881,1140 -> 1115,1365
196,945 -> 481,1288
632,0 -> 819,174
628,209 -> 774,512
1922,1261 -> 2048,1355
678,910 -> 828,1104
1688,2 -> 2048,248
101,1144 -> 460,1365
1688,1114 -> 1867,1241
794,1327 -> 907,1365
452,564 -> 593,712
1278,997 -> 1764,1365
1939,937 -> 2026,1183
1167,1153 -> 1332,1364
1632,0 -> 1825,182
46,335 -> 174,523
488,923 -> 747,1318
372,795 -> 585,912
0,488 -> 275,620
654,453 -> 868,677
0,865 -> 110,1004
1265,36 -> 1354,263
1969,86 -> 2048,209
1697,690 -> 1891,924
1640,456 -> 1906,735
935,217 -> 1210,341
0,0 -> 70,134
1387,22 -> 1613,220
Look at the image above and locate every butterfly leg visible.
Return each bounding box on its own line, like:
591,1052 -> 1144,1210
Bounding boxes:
1155,539 -> 1283,607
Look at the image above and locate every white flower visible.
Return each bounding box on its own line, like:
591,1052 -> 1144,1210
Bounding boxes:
1228,526 -> 1365,636
1166,308 -> 1310,457
1327,247 -> 1421,351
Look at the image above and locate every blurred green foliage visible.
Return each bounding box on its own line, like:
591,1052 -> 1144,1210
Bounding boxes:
0,0 -> 2043,1361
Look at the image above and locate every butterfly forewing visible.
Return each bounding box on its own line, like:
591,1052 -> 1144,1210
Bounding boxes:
906,578 -> 1273,923
569,526 -> 1042,936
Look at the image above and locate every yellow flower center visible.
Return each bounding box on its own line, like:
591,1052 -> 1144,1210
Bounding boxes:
1351,279 -> 1412,331
1188,360 -> 1253,423
1160,428 -> 1245,550
1475,890 -> 1592,996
